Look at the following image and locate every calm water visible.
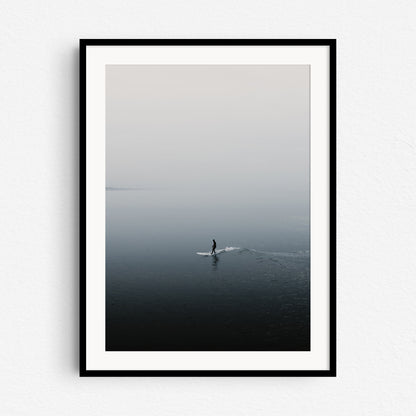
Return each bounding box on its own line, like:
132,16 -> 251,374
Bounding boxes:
106,189 -> 310,351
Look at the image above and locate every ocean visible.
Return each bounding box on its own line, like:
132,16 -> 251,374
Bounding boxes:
106,188 -> 310,351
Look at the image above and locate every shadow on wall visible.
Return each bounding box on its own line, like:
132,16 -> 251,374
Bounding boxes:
71,47 -> 80,373
54,46 -> 79,374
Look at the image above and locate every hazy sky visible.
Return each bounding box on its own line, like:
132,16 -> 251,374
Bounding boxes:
106,65 -> 309,206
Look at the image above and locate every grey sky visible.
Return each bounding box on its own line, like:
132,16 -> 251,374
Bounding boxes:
106,65 -> 309,208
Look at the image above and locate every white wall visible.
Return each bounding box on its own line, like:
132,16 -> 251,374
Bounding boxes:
1,0 -> 415,414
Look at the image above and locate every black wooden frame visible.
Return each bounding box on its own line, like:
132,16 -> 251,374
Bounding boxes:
80,39 -> 336,377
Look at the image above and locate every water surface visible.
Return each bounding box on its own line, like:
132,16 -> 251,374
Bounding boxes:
106,188 -> 310,351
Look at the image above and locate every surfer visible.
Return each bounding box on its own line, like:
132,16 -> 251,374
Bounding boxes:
211,239 -> 217,255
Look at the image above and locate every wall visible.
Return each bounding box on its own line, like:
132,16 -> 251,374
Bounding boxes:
1,0 -> 415,414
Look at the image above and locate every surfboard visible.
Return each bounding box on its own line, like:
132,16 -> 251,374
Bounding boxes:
196,247 -> 240,256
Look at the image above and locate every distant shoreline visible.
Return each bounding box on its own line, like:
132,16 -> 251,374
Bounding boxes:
106,187 -> 148,191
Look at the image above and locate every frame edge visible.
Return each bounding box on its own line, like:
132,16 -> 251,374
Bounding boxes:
79,39 -> 337,377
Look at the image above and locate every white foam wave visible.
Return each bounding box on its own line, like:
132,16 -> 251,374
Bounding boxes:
248,249 -> 310,258
196,246 -> 240,256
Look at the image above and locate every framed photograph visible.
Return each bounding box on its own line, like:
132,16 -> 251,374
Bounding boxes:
80,39 -> 336,376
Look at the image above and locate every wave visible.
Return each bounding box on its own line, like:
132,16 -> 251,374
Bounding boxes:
196,247 -> 240,256
196,247 -> 309,258
242,248 -> 310,258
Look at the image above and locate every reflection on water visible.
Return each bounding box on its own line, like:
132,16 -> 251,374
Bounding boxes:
106,189 -> 310,351
211,255 -> 219,271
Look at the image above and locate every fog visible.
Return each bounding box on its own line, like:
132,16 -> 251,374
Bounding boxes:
106,65 -> 309,212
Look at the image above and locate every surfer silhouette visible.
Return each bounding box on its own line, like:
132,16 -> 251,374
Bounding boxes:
211,239 -> 217,255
